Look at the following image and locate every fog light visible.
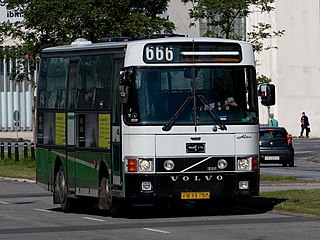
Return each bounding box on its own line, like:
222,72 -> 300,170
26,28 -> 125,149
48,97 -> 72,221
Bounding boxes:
239,181 -> 249,190
141,181 -> 152,191
217,159 -> 228,170
164,160 -> 175,171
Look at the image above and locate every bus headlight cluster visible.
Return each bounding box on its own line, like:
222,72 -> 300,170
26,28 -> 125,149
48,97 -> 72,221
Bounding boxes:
217,159 -> 228,170
238,158 -> 250,171
126,158 -> 154,173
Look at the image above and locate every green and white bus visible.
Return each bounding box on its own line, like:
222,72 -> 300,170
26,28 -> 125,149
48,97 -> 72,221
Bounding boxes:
36,36 -> 260,216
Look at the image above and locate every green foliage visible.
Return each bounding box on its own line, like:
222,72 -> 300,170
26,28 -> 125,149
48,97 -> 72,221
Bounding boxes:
257,74 -> 272,84
261,174 -> 298,182
182,0 -> 285,83
182,0 -> 252,39
247,22 -> 285,53
0,0 -> 174,82
236,189 -> 320,216
182,0 -> 284,42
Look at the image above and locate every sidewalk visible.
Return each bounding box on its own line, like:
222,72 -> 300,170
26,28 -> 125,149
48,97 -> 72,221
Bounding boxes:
0,131 -> 34,142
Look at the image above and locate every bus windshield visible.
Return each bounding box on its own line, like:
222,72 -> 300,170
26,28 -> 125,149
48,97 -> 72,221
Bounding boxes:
123,66 -> 258,126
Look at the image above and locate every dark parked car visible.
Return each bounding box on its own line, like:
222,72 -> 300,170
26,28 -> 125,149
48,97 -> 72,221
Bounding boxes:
259,126 -> 294,167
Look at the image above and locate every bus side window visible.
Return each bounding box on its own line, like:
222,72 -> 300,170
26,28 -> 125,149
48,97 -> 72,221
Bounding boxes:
77,88 -> 94,109
93,55 -> 112,109
77,114 -> 98,148
76,56 -> 96,110
46,57 -> 68,109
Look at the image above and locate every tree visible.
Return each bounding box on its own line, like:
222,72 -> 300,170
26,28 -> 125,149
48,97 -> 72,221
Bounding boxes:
0,0 -> 175,78
0,0 -> 174,138
182,0 -> 284,52
182,0 -> 284,84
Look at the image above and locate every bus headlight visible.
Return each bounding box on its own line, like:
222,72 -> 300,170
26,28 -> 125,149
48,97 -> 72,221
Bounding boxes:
138,158 -> 153,172
238,158 -> 250,171
217,159 -> 228,170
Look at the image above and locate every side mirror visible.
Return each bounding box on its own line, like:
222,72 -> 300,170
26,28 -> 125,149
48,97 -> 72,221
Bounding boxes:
117,68 -> 133,104
258,83 -> 276,106
117,84 -> 129,103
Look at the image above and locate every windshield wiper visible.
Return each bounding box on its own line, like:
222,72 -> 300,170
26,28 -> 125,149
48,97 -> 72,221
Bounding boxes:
197,95 -> 227,131
162,95 -> 227,131
162,96 -> 193,131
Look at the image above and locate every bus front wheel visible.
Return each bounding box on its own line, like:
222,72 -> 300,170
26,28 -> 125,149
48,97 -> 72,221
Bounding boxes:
98,176 -> 111,211
55,166 -> 73,213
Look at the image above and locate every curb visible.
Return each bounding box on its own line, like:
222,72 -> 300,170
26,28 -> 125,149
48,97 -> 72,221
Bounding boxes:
0,177 -> 36,184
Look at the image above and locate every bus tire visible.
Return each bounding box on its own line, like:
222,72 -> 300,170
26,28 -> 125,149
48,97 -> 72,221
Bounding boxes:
98,176 -> 111,211
55,166 -> 73,213
110,198 -> 121,218
110,198 -> 130,218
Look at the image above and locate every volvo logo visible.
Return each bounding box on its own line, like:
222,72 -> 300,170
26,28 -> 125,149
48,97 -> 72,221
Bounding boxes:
170,175 -> 223,182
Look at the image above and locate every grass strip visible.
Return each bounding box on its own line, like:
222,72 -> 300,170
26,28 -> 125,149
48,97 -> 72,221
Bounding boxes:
0,156 -> 35,180
237,189 -> 320,216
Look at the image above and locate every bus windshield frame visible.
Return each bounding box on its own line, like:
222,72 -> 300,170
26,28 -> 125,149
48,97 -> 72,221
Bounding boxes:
123,66 -> 258,126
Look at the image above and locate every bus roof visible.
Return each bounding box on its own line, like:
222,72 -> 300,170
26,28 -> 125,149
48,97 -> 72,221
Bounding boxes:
41,37 -> 255,67
41,37 -> 253,53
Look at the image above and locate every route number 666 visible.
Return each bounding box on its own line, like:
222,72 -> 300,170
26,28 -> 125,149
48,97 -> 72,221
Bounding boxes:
145,46 -> 174,62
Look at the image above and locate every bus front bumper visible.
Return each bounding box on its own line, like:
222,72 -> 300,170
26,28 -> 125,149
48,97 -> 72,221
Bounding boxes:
124,172 -> 259,200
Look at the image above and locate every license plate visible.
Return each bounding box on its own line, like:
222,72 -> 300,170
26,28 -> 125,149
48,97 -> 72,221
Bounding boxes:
265,156 -> 280,160
181,192 -> 210,200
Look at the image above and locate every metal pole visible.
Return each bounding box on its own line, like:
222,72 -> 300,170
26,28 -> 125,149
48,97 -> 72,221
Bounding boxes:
24,142 -> 28,159
8,142 -> 11,159
0,142 -> 4,160
14,143 -> 19,162
31,142 -> 35,161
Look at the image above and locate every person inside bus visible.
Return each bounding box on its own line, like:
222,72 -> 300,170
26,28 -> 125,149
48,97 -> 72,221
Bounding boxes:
203,83 -> 238,111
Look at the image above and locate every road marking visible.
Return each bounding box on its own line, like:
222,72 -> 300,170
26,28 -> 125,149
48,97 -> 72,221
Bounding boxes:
0,200 -> 9,204
142,228 -> 170,234
33,208 -> 55,213
82,216 -> 105,222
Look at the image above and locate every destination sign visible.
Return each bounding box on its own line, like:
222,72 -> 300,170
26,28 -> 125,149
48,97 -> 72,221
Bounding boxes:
143,42 -> 242,64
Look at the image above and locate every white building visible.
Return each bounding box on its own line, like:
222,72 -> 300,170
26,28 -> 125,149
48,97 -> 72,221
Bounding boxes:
0,3 -> 33,133
169,0 -> 320,137
247,1 -> 320,137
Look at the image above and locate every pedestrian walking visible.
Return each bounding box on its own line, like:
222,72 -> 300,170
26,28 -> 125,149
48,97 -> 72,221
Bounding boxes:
300,112 -> 310,138
268,113 -> 278,126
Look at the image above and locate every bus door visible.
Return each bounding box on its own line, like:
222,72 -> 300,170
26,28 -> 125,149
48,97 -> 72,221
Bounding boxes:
111,58 -> 124,188
66,59 -> 79,193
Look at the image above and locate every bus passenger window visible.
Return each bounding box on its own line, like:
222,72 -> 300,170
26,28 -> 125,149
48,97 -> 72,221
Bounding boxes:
46,57 -> 68,109
93,55 -> 112,109
77,56 -> 96,109
77,114 -> 98,148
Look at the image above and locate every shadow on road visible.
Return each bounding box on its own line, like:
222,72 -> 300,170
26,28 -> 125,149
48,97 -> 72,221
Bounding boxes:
48,197 -> 286,219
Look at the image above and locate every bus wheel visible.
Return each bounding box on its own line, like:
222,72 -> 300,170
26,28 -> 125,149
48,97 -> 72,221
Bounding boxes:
98,176 -> 111,211
55,166 -> 73,213
110,198 -> 130,218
